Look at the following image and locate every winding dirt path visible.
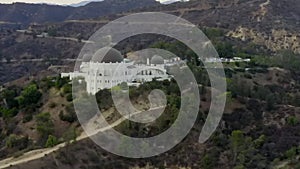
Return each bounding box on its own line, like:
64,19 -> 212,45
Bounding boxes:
0,106 -> 164,169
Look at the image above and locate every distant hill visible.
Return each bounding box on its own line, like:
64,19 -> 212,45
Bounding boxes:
0,3 -> 73,24
160,0 -> 189,4
68,0 -> 104,7
0,0 -> 160,25
67,0 -> 160,20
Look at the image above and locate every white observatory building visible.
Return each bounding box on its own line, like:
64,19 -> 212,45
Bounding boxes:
61,48 -> 180,94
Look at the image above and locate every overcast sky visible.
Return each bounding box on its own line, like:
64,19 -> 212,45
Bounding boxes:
0,0 -> 171,5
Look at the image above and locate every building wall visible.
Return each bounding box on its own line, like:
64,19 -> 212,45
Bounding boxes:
62,61 -> 170,94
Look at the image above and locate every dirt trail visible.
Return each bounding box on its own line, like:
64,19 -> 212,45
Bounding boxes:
0,106 -> 164,169
257,0 -> 270,21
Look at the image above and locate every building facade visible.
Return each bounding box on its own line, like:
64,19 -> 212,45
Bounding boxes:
61,48 -> 179,94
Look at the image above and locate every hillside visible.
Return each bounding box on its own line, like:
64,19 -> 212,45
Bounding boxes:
0,1 -> 299,168
0,0 -> 299,84
133,0 -> 300,53
1,62 -> 300,168
0,0 -> 160,25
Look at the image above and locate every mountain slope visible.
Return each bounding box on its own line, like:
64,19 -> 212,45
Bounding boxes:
69,0 -> 104,7
67,0 -> 160,20
0,0 -> 160,25
0,3 -> 73,24
131,0 -> 300,53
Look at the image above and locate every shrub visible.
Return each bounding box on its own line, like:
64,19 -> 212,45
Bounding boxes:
6,134 -> 29,150
254,135 -> 266,148
55,77 -> 69,89
6,134 -> 17,148
49,102 -> 56,108
66,94 -> 73,102
266,94 -> 276,110
62,84 -> 72,94
244,73 -> 252,79
62,127 -> 77,143
23,114 -> 33,123
36,112 -> 54,139
233,165 -> 246,169
287,116 -> 299,126
59,110 -> 77,123
285,147 -> 297,160
45,135 -> 58,148
201,153 -> 217,169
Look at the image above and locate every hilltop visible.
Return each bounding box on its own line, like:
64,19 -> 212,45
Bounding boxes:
0,0 -> 160,25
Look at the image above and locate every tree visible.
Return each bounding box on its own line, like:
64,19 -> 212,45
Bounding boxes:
55,77 -> 70,89
287,116 -> 299,126
6,134 -> 29,150
231,130 -> 244,165
292,93 -> 300,107
254,135 -> 266,148
1,89 -> 18,108
285,147 -> 297,160
233,165 -> 246,169
0,107 -> 18,119
66,94 -> 73,102
47,28 -> 57,37
45,135 -> 58,148
36,112 -> 54,140
203,27 -> 224,39
63,126 -> 77,143
62,84 -> 72,94
6,134 -> 17,148
215,42 -> 234,58
266,93 -> 275,110
59,109 -> 77,123
18,84 -> 42,107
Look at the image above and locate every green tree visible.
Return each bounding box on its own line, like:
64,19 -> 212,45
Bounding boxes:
203,27 -> 224,39
215,42 -> 234,58
45,135 -> 58,148
287,116 -> 299,126
285,147 -> 297,160
1,89 -> 18,108
231,130 -> 244,165
266,93 -> 275,110
233,165 -> 246,169
6,134 -> 29,149
36,112 -> 54,139
6,134 -> 17,148
0,107 -> 18,119
63,126 -> 77,143
201,154 -> 215,169
254,135 -> 266,148
17,84 -> 42,107
55,77 -> 70,89
62,84 -> 72,94
66,94 -> 73,102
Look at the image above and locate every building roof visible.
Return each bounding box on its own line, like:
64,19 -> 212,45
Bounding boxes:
151,55 -> 164,64
91,47 -> 123,63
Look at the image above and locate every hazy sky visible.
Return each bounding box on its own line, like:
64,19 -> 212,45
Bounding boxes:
0,0 -> 171,5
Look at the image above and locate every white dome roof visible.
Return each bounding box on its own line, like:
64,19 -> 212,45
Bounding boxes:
91,47 -> 123,63
151,55 -> 164,64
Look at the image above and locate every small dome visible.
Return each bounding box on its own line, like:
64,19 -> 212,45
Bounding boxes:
151,55 -> 164,65
91,47 -> 123,63
82,54 -> 92,62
